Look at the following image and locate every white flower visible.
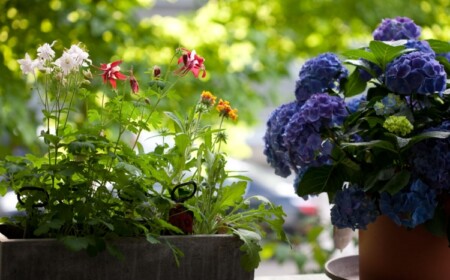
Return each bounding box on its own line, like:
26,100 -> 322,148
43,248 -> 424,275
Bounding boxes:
67,44 -> 91,67
54,51 -> 77,76
17,53 -> 37,75
37,41 -> 56,62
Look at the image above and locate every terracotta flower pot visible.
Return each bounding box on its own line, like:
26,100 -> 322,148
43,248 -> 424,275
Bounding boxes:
359,215 -> 450,280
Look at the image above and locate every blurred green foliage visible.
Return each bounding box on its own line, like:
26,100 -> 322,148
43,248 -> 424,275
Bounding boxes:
2,0 -> 450,157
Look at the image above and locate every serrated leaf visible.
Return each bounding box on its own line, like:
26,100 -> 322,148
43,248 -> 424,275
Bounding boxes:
218,182 -> 246,208
233,228 -> 262,271
115,162 -> 142,177
68,140 -> 96,155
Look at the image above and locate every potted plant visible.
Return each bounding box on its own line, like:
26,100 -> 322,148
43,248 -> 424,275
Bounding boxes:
263,17 -> 450,280
0,43 -> 287,280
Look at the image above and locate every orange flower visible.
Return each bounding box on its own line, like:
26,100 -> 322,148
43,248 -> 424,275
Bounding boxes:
216,99 -> 238,121
200,91 -> 217,107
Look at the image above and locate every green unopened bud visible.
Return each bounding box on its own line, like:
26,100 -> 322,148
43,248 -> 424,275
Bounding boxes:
83,69 -> 93,80
383,116 -> 413,136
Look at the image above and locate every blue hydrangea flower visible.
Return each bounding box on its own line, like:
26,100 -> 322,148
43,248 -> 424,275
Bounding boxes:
295,53 -> 348,102
385,51 -> 446,95
263,101 -> 302,177
330,185 -> 379,230
283,93 -> 348,168
410,121 -> 450,190
373,17 -> 421,41
379,179 -> 437,228
373,93 -> 407,116
345,94 -> 367,113
405,40 -> 435,57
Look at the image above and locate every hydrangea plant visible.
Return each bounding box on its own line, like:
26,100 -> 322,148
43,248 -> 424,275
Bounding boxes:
1,42 -> 287,271
264,17 -> 450,239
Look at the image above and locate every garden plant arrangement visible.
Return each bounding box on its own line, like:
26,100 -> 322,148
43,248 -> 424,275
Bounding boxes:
0,42 -> 287,273
264,17 -> 450,244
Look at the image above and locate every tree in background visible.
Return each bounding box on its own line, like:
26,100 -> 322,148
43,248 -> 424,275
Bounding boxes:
1,0 -> 449,156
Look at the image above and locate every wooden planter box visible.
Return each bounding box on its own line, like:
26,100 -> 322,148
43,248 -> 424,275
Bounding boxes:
0,232 -> 254,280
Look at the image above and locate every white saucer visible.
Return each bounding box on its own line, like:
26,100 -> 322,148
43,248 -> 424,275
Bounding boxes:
324,255 -> 359,280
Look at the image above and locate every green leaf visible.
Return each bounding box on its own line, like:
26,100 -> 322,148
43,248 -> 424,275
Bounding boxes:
33,224 -> 50,236
379,169 -> 411,194
233,228 -> 262,272
67,140 -> 96,155
369,41 -> 411,69
41,133 -> 61,146
218,182 -> 246,208
165,111 -> 185,132
61,236 -> 90,251
342,48 -> 378,65
427,39 -> 450,54
115,162 -> 142,177
342,139 -> 398,153
145,233 -> 160,244
343,69 -> 367,97
296,165 -> 343,196
403,130 -> 450,150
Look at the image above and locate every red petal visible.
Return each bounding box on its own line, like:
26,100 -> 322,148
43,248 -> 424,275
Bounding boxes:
115,72 -> 128,80
110,60 -> 123,67
109,78 -> 117,89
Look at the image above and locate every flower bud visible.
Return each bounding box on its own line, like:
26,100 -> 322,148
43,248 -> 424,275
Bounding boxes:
153,65 -> 161,79
82,69 -> 93,80
129,69 -> 139,94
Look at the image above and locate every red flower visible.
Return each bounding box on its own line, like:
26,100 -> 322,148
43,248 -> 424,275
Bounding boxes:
168,204 -> 194,234
174,48 -> 206,78
99,60 -> 127,89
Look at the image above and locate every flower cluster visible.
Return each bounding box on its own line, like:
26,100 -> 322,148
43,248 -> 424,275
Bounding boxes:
283,93 -> 347,171
264,17 -> 450,235
385,51 -> 446,95
294,53 -> 348,102
372,16 -> 421,41
18,42 -> 91,76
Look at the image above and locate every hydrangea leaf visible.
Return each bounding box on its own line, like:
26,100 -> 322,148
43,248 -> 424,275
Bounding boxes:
379,169 -> 411,194
368,40 -> 413,69
427,39 -> 450,53
343,68 -> 368,97
342,49 -> 378,65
